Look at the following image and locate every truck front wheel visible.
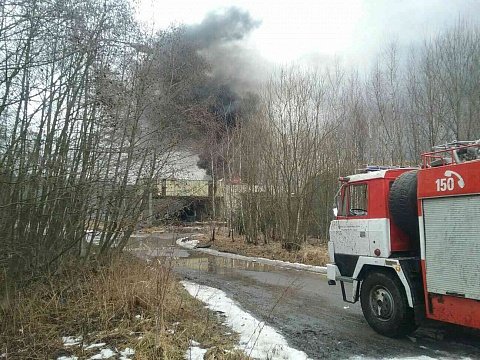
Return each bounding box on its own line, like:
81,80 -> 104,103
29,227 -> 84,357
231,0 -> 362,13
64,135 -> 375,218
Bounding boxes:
360,271 -> 417,337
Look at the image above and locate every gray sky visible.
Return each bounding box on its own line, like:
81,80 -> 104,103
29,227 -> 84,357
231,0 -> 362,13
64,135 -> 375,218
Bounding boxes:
135,0 -> 480,69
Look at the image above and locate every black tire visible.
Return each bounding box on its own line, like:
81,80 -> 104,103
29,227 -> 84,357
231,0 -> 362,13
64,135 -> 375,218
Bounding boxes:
389,171 -> 419,242
360,271 -> 417,338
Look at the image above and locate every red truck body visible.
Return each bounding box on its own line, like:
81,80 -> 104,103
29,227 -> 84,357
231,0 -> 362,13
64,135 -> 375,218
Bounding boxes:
327,140 -> 480,337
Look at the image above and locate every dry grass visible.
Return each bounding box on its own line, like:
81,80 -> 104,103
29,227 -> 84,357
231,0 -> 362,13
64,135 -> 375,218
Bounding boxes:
0,255 -> 248,359
196,229 -> 329,266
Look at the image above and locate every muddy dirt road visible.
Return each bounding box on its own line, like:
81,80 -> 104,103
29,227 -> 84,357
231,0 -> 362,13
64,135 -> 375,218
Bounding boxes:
129,232 -> 480,360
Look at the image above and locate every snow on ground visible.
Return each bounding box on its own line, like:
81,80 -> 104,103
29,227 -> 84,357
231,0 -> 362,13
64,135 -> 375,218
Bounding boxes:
88,348 -> 115,359
119,347 -> 135,360
350,357 -> 471,360
62,336 -> 83,347
185,340 -> 208,360
84,343 -> 106,350
176,238 -> 327,274
181,280 -> 311,360
58,337 -> 134,360
176,237 -> 199,249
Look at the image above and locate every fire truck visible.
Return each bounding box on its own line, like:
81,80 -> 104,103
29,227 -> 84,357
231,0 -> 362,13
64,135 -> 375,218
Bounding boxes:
327,140 -> 480,337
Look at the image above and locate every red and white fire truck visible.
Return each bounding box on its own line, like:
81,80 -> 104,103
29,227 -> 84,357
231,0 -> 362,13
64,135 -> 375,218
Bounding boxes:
327,140 -> 480,337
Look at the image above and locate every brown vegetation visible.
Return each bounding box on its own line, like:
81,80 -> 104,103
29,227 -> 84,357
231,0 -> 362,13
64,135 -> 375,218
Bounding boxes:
197,228 -> 329,266
0,255 -> 247,359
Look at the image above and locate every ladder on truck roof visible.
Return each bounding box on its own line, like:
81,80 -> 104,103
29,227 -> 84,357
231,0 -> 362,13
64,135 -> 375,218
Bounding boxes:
423,139 -> 480,167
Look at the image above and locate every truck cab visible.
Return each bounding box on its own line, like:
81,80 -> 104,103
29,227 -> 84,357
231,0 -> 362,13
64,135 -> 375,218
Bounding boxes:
329,168 -> 417,275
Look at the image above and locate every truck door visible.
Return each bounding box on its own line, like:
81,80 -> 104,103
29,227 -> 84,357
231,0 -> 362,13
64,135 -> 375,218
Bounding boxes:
330,182 -> 369,276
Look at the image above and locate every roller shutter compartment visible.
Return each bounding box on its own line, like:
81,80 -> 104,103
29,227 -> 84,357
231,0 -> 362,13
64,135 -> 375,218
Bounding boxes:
423,195 -> 480,300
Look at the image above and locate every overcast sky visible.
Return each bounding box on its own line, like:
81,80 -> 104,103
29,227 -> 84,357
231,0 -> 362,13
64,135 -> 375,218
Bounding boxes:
135,0 -> 480,69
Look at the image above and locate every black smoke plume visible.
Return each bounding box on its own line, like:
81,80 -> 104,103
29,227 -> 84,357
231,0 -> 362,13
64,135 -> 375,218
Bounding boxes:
181,8 -> 264,175
148,7 -> 265,176
184,7 -> 264,99
185,7 -> 261,48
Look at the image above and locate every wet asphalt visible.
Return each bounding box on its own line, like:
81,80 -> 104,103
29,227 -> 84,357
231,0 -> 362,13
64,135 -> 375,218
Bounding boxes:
129,232 -> 480,360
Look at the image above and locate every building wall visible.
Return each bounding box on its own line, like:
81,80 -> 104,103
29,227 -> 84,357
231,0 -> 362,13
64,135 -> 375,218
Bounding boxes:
159,179 -> 210,197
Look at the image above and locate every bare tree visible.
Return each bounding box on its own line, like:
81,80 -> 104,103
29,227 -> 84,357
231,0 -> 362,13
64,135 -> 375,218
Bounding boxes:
0,0 -> 179,286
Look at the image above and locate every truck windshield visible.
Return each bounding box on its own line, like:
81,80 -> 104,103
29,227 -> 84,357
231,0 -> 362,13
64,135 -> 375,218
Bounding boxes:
336,183 -> 368,217
349,183 -> 368,216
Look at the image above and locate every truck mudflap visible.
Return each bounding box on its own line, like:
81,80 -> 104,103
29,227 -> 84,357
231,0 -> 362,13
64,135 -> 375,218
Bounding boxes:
398,258 -> 426,322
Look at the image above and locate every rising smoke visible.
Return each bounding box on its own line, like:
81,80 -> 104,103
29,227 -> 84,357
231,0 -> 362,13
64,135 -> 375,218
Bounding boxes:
185,7 -> 267,94
185,7 -> 268,96
152,7 -> 267,176
185,7 -> 261,48
182,8 -> 266,174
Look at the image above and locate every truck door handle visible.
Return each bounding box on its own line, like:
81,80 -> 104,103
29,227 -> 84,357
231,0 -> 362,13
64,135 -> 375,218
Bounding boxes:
360,231 -> 366,238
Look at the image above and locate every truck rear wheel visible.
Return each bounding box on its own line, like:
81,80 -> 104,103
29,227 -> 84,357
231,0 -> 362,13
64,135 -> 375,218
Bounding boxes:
360,271 -> 417,338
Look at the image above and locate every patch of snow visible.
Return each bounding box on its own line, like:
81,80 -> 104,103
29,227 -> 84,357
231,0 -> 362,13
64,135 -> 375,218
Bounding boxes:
88,348 -> 116,359
185,346 -> 208,360
343,306 -> 350,309
177,241 -> 327,274
182,281 -> 310,360
119,347 -> 135,360
176,237 -> 199,249
120,348 -> 135,356
189,340 -> 200,346
57,356 -> 78,360
84,343 -> 106,350
349,356 -> 469,360
62,336 -> 83,347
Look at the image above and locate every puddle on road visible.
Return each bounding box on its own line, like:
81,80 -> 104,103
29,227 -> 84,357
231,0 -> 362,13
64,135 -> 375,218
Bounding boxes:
174,255 -> 278,274
128,232 -> 177,247
126,233 -> 190,259
127,232 -> 278,274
